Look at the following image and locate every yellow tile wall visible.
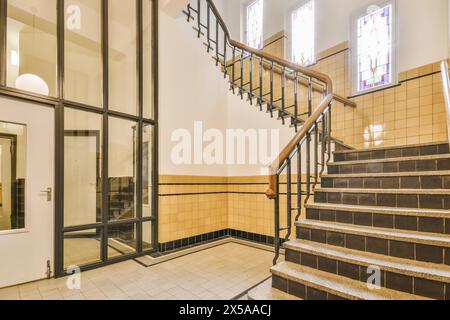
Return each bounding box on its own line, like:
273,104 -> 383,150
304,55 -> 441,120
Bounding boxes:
158,176 -> 228,243
255,36 -> 448,149
158,175 -> 309,243
158,39 -> 449,244
310,45 -> 448,148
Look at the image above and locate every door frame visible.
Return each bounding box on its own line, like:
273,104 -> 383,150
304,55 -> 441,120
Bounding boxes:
0,133 -> 19,229
0,0 -> 159,279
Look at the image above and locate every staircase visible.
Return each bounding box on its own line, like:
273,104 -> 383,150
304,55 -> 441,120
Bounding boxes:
183,0 -> 450,300
249,142 -> 450,300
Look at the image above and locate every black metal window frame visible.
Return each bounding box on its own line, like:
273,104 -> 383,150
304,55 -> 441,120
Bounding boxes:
0,0 -> 159,277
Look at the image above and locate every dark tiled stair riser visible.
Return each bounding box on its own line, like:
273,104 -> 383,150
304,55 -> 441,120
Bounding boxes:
314,191 -> 450,210
334,144 -> 450,162
296,226 -> 450,267
284,248 -> 450,300
272,275 -> 345,300
328,157 -> 450,174
321,174 -> 450,190
306,208 -> 450,235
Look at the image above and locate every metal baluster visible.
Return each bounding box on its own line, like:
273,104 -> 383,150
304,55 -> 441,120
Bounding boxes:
281,67 -> 286,125
206,3 -> 211,52
293,71 -> 299,131
327,102 -> 333,164
308,77 -> 313,116
197,0 -> 201,38
321,112 -> 327,176
259,58 -> 263,110
249,53 -> 253,104
305,133 -> 311,204
285,158 -> 292,242
314,123 -> 319,186
295,144 -> 302,222
240,50 -> 244,99
215,20 -> 219,65
269,61 -> 274,117
231,47 -> 236,93
186,3 -> 193,22
223,32 -> 227,78
273,174 -> 280,265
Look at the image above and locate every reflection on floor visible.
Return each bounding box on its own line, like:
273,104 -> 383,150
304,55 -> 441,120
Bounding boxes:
64,238 -> 124,267
0,242 -> 273,300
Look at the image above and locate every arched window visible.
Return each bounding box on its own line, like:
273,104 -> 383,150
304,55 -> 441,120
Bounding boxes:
289,0 -> 315,66
243,0 -> 264,49
354,1 -> 397,93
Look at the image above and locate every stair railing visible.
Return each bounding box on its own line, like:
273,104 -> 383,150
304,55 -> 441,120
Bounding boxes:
440,61 -> 450,147
184,0 -> 355,264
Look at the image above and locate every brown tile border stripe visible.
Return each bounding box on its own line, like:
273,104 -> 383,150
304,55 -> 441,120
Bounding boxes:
158,191 -> 267,196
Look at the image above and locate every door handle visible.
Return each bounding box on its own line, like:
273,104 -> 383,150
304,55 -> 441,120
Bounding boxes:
40,188 -> 52,202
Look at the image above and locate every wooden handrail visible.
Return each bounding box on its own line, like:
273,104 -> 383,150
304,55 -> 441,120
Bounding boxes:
265,94 -> 334,199
224,55 -> 356,108
206,0 -> 333,92
228,39 -> 334,93
205,0 -> 351,199
440,60 -> 450,147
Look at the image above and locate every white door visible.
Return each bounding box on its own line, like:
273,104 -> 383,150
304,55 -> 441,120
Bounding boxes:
0,96 -> 54,288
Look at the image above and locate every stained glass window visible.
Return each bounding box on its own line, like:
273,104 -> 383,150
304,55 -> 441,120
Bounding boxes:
357,4 -> 393,92
246,0 -> 263,49
291,0 -> 315,66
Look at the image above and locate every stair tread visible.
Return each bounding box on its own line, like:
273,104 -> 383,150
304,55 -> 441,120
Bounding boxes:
328,153 -> 450,166
272,261 -> 428,300
333,142 -> 449,155
296,220 -> 450,247
306,202 -> 450,218
315,187 -> 450,195
285,239 -> 450,283
247,279 -> 301,300
323,171 -> 450,178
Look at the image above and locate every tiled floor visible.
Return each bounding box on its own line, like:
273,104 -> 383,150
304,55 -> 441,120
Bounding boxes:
0,242 -> 273,300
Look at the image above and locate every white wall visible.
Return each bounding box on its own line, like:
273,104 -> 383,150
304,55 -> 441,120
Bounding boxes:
221,0 -> 449,72
158,4 -> 295,176
158,7 -> 229,176
158,0 -> 449,177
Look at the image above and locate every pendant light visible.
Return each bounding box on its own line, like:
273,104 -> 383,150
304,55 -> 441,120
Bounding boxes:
15,7 -> 49,96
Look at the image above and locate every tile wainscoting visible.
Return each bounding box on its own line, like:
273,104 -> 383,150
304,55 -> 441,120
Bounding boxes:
158,175 -> 308,245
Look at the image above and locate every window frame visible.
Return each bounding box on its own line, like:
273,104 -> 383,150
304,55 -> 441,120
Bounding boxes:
0,0 -> 159,277
286,0 -> 316,66
351,0 -> 398,95
242,0 -> 264,50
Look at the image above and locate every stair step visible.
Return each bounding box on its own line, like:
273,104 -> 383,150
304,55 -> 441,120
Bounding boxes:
334,142 -> 450,162
315,187 -> 449,195
328,154 -> 450,175
323,171 -> 450,178
321,171 -> 450,189
271,261 -> 427,300
305,203 -> 450,235
306,202 -> 450,218
314,188 -> 450,210
286,239 -> 450,281
247,279 -> 300,300
296,220 -> 450,266
297,220 -> 450,247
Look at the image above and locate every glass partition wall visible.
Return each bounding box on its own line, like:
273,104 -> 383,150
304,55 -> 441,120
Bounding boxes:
0,0 -> 158,276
